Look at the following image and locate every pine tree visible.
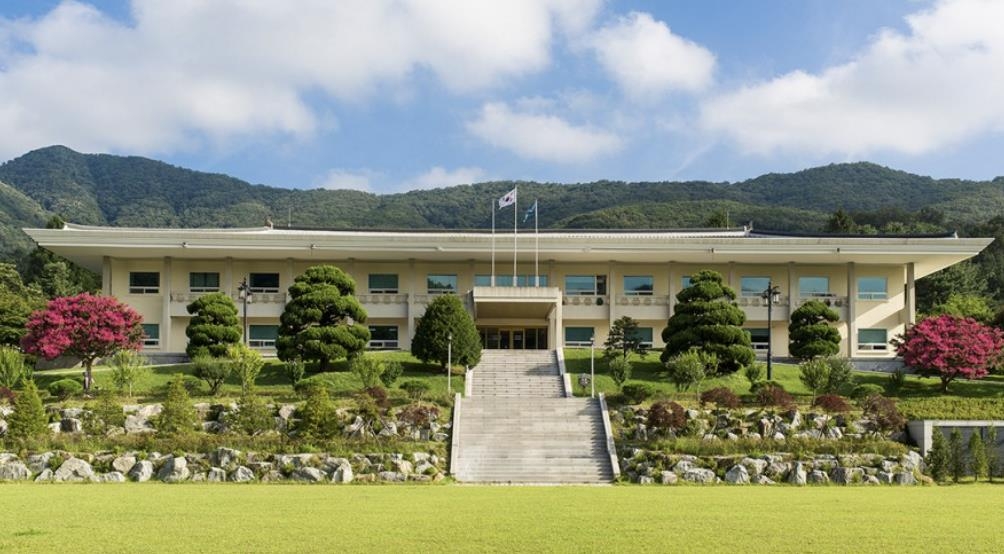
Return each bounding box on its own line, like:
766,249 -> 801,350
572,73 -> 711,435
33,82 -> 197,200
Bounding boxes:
185,292 -> 241,358
604,316 -> 648,362
411,294 -> 481,369
788,300 -> 841,360
969,430 -> 989,482
660,269 -> 753,374
156,374 -> 197,435
296,384 -> 337,440
948,427 -> 966,483
987,425 -> 999,482
926,429 -> 950,482
6,380 -> 49,442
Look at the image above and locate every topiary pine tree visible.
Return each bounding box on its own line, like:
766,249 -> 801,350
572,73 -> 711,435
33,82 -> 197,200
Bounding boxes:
969,430 -> 989,482
660,269 -> 754,374
185,292 -> 241,358
6,380 -> 49,442
156,374 -> 197,436
604,315 -> 648,362
411,294 -> 481,369
949,427 -> 966,483
788,300 -> 841,360
926,429 -> 950,482
277,265 -> 370,371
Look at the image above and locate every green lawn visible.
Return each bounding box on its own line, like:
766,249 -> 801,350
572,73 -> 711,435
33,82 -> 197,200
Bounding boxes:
1,484 -> 1002,552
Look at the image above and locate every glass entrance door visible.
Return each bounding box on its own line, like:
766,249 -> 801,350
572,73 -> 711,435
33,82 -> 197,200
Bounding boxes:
512,329 -> 524,350
499,329 -> 511,349
478,327 -> 548,350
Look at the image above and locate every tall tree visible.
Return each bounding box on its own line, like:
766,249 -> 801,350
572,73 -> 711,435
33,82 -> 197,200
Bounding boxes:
6,380 -> 48,442
825,209 -> 856,233
276,265 -> 370,370
893,314 -> 1004,393
411,294 -> 481,369
916,260 -> 988,314
660,269 -> 754,374
604,316 -> 648,361
788,300 -> 841,360
21,293 -> 144,392
185,292 -> 241,358
0,262 -> 45,345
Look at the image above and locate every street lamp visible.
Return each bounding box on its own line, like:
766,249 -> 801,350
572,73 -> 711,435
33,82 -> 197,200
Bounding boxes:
447,332 -> 453,394
761,282 -> 781,381
590,335 -> 596,398
237,277 -> 252,346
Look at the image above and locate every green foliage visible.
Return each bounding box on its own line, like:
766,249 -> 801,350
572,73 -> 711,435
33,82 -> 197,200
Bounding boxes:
898,398 -> 1004,420
227,343 -> 264,395
48,378 -> 83,400
608,357 -> 632,390
621,383 -> 655,404
0,263 -> 45,346
296,384 -> 338,439
411,294 -> 481,368
699,387 -> 740,409
191,355 -> 231,396
230,391 -> 274,436
926,430 -> 950,482
825,209 -> 857,233
379,360 -> 404,388
928,293 -> 994,323
851,383 -> 885,401
788,300 -> 841,360
798,358 -> 829,401
887,367 -> 907,393
948,427 -> 966,483
917,261 -> 988,315
400,379 -> 431,400
660,269 -> 753,374
157,374 -> 197,436
185,292 -> 241,358
603,316 -> 648,362
823,357 -> 855,394
755,383 -> 794,408
86,390 -> 125,434
350,355 -> 385,389
861,395 -> 905,433
742,362 -> 764,392
0,345 -> 30,388
665,349 -> 715,392
646,400 -> 686,432
969,430 -> 989,481
987,426 -> 1000,481
282,357 -> 305,386
6,380 -> 48,442
277,265 -> 370,370
108,349 -> 150,397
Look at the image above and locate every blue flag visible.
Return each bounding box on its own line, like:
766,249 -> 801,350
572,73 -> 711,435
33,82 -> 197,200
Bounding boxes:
523,200 -> 537,224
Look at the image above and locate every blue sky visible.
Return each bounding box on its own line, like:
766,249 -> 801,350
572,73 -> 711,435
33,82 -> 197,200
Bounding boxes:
1,1 -> 1001,192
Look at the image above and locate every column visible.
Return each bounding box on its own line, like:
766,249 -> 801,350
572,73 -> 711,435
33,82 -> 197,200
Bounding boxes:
905,262 -> 916,325
405,259 -> 416,349
102,256 -> 112,296
667,261 -> 675,318
847,262 -> 856,357
224,257 -> 233,297
162,257 -> 172,352
553,297 -> 563,349
728,262 -> 736,291
608,261 -> 616,328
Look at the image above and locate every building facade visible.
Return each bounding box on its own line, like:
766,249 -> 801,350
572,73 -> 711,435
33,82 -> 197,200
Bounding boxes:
25,224 -> 992,361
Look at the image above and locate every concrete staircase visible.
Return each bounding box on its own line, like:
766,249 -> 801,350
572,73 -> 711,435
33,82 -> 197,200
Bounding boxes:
452,350 -> 617,484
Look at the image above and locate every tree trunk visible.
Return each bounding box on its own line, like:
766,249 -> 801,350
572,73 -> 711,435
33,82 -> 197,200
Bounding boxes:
83,358 -> 94,394
941,376 -> 951,393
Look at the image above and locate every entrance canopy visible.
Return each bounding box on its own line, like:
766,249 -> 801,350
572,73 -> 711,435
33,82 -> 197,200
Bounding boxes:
471,286 -> 561,319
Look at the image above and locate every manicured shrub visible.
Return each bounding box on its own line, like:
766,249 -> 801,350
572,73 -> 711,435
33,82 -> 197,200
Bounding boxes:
296,384 -> 338,439
699,387 -> 740,409
887,367 -> 907,392
185,292 -> 241,359
755,383 -> 794,409
6,380 -> 48,441
822,357 -> 855,394
861,394 -> 905,433
0,386 -> 14,404
192,355 -> 231,396
397,403 -> 440,427
926,429 -> 950,482
851,384 -> 884,401
898,397 -> 1004,420
812,394 -> 851,414
949,427 -> 965,483
363,386 -> 390,411
48,378 -> 83,400
379,360 -> 404,388
350,355 -> 384,389
411,294 -> 481,369
788,300 -> 841,360
283,357 -> 305,386
743,362 -> 764,392
108,349 -> 150,397
647,400 -> 686,432
227,343 -> 264,394
230,391 -> 274,436
622,383 -> 655,404
969,430 -> 989,481
157,373 -> 197,436
400,379 -> 431,400
894,314 -> 1004,392
86,389 -> 125,433
608,357 -> 632,390
0,345 -> 29,389
665,349 -> 714,392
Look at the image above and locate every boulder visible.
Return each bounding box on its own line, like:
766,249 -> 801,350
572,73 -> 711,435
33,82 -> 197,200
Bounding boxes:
112,455 -> 137,474
209,447 -> 241,469
190,472 -> 208,482
124,415 -> 155,434
378,471 -> 407,482
824,426 -> 843,440
101,471 -> 126,483
788,462 -> 807,486
276,454 -> 315,469
638,475 -> 654,485
157,456 -> 191,483
865,475 -> 881,486
876,471 -> 895,484
900,451 -> 925,473
673,460 -> 695,473
829,467 -> 864,485
136,404 -> 163,419
682,468 -> 717,484
415,462 -> 435,476
278,404 -> 297,420
34,468 -> 53,482
48,422 -> 62,434
332,464 -> 354,484
393,460 -> 414,475
60,407 -> 86,419
128,460 -> 154,482
724,464 -> 750,485
230,466 -> 255,483
659,471 -> 678,485
0,453 -> 18,464
807,470 -> 830,484
753,475 -> 775,485
741,457 -> 768,476
208,467 -> 227,482
261,470 -> 284,482
412,452 -> 431,464
894,471 -> 917,486
0,461 -> 31,481
432,432 -> 449,442
59,418 -> 83,433
291,467 -> 326,482
54,458 -> 97,482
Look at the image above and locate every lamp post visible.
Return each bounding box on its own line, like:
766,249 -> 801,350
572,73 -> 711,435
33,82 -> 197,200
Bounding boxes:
447,332 -> 453,394
590,335 -> 596,398
238,277 -> 252,346
761,282 -> 781,381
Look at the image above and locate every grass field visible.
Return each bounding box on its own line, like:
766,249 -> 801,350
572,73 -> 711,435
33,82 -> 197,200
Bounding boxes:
1,484 -> 1002,552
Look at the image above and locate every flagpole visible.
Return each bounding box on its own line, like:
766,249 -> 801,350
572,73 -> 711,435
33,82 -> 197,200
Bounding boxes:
491,198 -> 495,286
534,199 -> 539,287
513,186 -> 518,285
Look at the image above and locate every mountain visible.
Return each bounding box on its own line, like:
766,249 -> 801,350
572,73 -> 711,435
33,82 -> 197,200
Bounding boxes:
2,145 -> 1003,263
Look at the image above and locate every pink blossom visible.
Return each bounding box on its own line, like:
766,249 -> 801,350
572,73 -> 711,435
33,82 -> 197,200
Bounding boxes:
893,314 -> 1004,393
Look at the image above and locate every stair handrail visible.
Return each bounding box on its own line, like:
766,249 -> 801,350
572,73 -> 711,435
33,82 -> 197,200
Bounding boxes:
464,366 -> 473,397
597,393 -> 621,480
555,348 -> 573,398
449,392 -> 462,477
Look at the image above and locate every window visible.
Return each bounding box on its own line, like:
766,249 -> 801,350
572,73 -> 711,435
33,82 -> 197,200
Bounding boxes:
476,274 -> 549,287
747,328 -> 769,351
681,276 -> 692,289
427,274 -> 457,294
474,274 -> 492,287
623,276 -> 654,296
249,273 -> 280,293
129,272 -> 160,294
565,327 -> 594,347
858,277 -> 888,300
141,323 -> 159,347
629,327 -> 654,348
368,274 -> 399,294
741,277 -> 771,297
368,325 -> 399,349
858,329 -> 888,351
799,276 -> 831,298
189,272 -> 219,292
565,275 -> 607,295
248,325 -> 279,348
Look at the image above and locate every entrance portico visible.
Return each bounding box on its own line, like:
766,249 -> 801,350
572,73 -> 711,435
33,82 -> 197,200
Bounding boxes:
471,285 -> 562,349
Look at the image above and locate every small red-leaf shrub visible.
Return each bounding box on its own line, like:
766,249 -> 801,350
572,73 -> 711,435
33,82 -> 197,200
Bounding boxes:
812,394 -> 851,413
893,314 -> 1004,392
647,400 -> 686,432
364,386 -> 390,410
756,384 -> 794,409
0,386 -> 15,404
396,403 -> 440,427
699,387 -> 741,409
862,394 -> 906,432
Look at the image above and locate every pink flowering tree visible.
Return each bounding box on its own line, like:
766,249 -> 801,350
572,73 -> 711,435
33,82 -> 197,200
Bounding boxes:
893,314 -> 1004,393
21,293 -> 144,393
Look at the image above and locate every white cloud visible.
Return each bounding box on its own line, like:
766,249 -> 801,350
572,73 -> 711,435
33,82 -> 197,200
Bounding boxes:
700,0 -> 1004,156
466,101 -> 623,163
0,0 -> 603,158
316,169 -> 378,192
402,166 -> 487,191
589,12 -> 715,99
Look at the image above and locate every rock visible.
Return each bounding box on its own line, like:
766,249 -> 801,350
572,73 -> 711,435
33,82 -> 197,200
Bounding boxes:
725,432 -> 739,441
276,454 -> 315,469
208,467 -> 227,482
48,422 -> 62,434
865,475 -> 881,485
0,453 -> 18,464
60,407 -> 86,419
34,468 -> 53,482
754,475 -> 775,485
54,458 -> 97,482
894,471 -> 917,486
415,462 -> 435,476
638,475 -> 654,485
136,404 -> 163,419
659,471 -> 678,485
394,460 -> 414,475
291,467 -> 326,482
247,462 -> 273,474
278,404 -> 297,420
701,433 -> 718,441
876,471 -> 895,484
379,421 -> 398,437
261,470 -> 284,482
724,464 -> 750,485
807,470 -> 830,484
128,460 -> 154,482
230,466 -> 255,482
682,468 -> 717,484
900,451 -> 925,473
788,462 -> 807,486
824,426 -> 843,440
829,467 -> 864,485
880,460 -> 898,473
741,457 -> 768,476
772,432 -> 785,441
378,471 -> 407,482
190,472 -> 207,482
0,461 -> 31,481
673,460 -> 695,473
112,455 -> 137,474
412,452 -> 431,464
124,414 -> 155,433
432,432 -> 449,442
157,456 -> 191,483
209,447 -> 241,468
101,471 -> 126,483
332,464 -> 354,483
